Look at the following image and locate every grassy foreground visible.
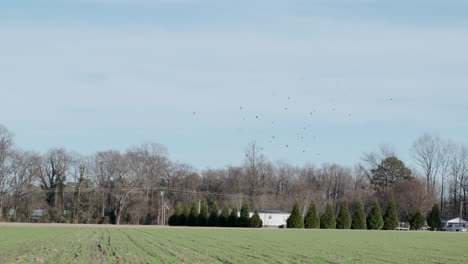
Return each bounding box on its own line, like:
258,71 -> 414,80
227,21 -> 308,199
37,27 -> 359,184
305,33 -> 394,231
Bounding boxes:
0,226 -> 467,264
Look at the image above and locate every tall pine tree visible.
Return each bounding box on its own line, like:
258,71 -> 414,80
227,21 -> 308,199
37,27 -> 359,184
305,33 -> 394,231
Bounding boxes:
228,206 -> 239,227
320,203 -> 336,229
427,204 -> 442,231
287,201 -> 304,228
197,201 -> 209,226
208,201 -> 219,227
367,201 -> 384,230
352,201 -> 367,230
304,201 -> 320,229
168,203 -> 183,226
218,207 -> 230,227
410,209 -> 424,230
187,202 -> 199,226
336,201 -> 352,229
383,201 -> 399,230
239,200 -> 251,227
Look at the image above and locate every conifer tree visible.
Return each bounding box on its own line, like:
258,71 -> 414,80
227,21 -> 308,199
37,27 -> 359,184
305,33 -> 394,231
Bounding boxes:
168,203 -> 183,226
239,200 -> 251,227
180,206 -> 190,226
304,201 -> 320,229
367,201 -> 384,230
208,201 -> 219,227
187,202 -> 199,226
352,201 -> 367,230
383,201 -> 399,230
228,206 -> 239,227
320,203 -> 336,229
218,207 -> 230,227
197,200 -> 209,226
249,209 -> 263,228
336,201 -> 352,229
410,209 -> 424,230
427,204 -> 442,231
287,201 -> 304,228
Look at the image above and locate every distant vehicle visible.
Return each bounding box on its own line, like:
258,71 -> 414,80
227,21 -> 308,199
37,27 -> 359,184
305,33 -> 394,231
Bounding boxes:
445,223 -> 467,232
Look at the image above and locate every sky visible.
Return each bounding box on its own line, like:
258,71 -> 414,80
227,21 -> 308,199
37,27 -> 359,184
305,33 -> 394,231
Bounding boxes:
1,0 -> 468,170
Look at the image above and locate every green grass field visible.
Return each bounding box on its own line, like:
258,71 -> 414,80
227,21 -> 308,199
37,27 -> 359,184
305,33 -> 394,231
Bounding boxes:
1,226 -> 467,264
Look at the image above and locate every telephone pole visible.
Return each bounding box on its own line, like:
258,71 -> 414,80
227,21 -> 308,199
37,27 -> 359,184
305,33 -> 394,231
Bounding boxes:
160,191 -> 165,225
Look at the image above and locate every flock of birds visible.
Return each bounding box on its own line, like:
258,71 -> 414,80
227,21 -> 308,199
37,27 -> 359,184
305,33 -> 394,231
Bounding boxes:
191,95 -> 394,157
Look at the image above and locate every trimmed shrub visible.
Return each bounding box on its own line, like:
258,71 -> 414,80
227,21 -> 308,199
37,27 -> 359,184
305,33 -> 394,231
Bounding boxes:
238,200 -> 250,227
410,209 -> 424,230
336,201 -> 352,229
228,206 -> 239,227
367,201 -> 384,230
320,203 -> 336,229
197,201 -> 209,226
218,207 -> 230,227
352,201 -> 367,230
287,201 -> 304,228
383,201 -> 399,230
249,209 -> 263,228
304,201 -> 320,229
187,202 -> 199,226
208,201 -> 219,227
427,204 -> 442,231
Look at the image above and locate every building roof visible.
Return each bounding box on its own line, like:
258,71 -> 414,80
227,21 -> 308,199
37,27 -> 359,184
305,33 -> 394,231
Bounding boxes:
257,210 -> 289,214
441,217 -> 468,222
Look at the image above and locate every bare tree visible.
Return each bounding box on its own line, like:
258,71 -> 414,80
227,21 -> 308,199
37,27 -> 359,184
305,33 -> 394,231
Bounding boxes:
244,142 -> 267,197
410,134 -> 445,191
0,124 -> 14,220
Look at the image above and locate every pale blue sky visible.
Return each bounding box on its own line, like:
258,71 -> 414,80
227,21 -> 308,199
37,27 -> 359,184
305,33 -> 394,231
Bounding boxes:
1,0 -> 468,169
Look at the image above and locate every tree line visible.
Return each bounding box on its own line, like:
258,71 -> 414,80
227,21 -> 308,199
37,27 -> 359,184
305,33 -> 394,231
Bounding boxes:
168,200 -> 262,228
0,124 -> 466,225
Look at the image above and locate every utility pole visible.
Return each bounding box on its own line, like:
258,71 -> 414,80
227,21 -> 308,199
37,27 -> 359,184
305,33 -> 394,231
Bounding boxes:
160,191 -> 165,225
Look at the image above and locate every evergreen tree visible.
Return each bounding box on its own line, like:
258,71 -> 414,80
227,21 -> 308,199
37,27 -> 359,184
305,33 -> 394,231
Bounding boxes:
249,209 -> 263,228
367,201 -> 384,230
197,200 -> 209,226
410,209 -> 424,230
352,201 -> 367,230
168,203 -> 183,226
228,206 -> 239,227
218,207 -> 230,227
336,201 -> 352,229
427,204 -> 442,231
187,202 -> 199,226
383,201 -> 399,230
320,203 -> 336,229
239,200 -> 251,227
304,201 -> 320,229
287,201 -> 304,228
208,201 -> 219,227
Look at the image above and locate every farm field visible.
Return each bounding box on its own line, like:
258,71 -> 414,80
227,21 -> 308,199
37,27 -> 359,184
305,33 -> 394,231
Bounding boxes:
0,224 -> 467,264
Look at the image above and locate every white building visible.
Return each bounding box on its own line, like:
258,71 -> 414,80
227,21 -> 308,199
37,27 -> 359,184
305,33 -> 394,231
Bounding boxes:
250,210 -> 290,228
441,217 -> 468,231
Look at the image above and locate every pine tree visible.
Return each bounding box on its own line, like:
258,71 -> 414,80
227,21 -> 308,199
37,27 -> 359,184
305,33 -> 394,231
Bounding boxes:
352,201 -> 367,230
208,201 -> 219,227
367,201 -> 384,230
197,201 -> 209,226
187,202 -> 199,226
304,201 -> 320,229
249,209 -> 263,228
410,209 -> 424,230
218,207 -> 230,227
168,203 -> 183,226
287,201 -> 304,228
239,200 -> 251,227
228,206 -> 239,227
336,201 -> 352,229
320,203 -> 336,229
427,204 -> 442,231
383,201 -> 399,230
